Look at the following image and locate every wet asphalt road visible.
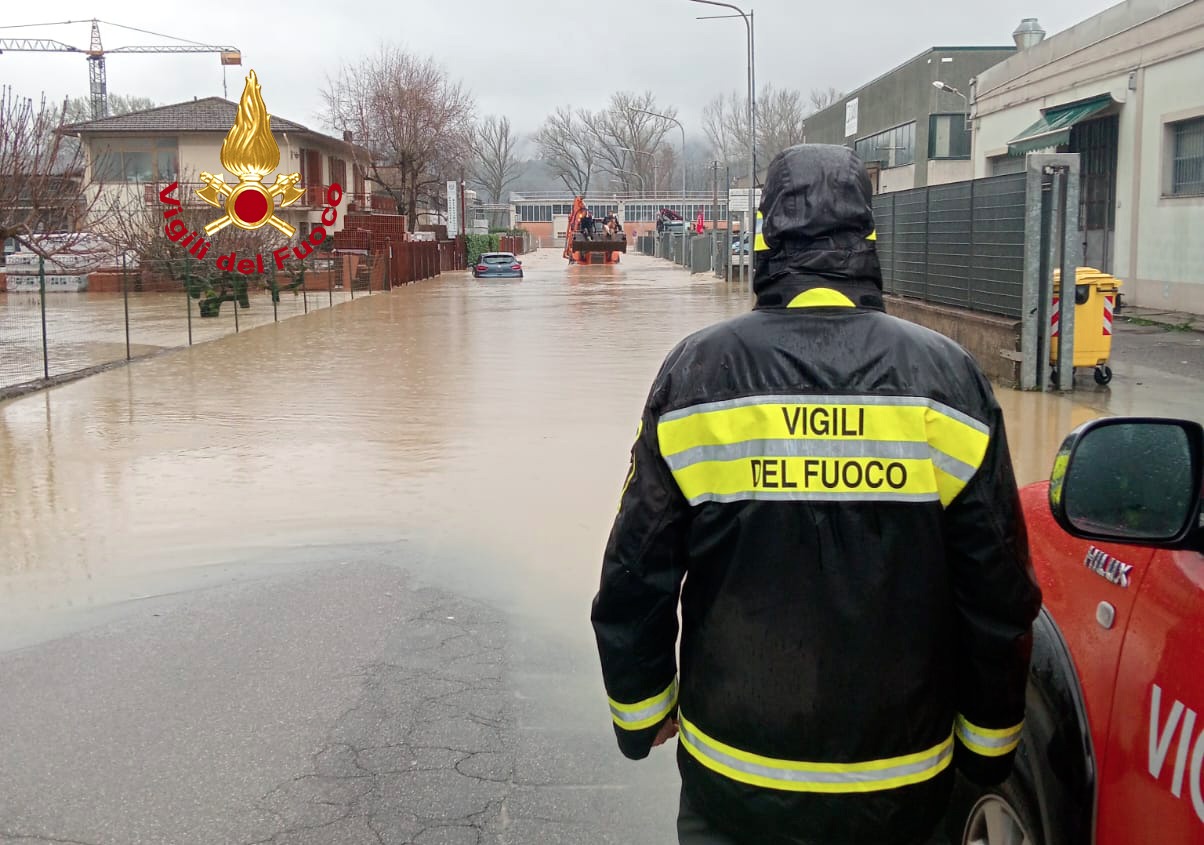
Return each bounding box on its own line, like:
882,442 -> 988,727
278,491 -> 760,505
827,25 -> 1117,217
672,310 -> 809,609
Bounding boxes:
0,547 -> 677,845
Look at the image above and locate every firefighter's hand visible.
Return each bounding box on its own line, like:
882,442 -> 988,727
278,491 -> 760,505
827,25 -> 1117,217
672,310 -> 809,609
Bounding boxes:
652,717 -> 679,747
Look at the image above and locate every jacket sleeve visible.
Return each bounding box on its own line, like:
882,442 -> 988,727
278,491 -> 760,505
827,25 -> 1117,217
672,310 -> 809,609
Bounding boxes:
590,389 -> 691,761
944,382 -> 1043,786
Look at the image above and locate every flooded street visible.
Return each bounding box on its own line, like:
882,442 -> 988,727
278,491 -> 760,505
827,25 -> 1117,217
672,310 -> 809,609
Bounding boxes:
0,249 -> 1200,844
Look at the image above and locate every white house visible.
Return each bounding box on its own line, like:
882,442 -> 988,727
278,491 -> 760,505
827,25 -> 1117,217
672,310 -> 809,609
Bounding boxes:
971,0 -> 1204,315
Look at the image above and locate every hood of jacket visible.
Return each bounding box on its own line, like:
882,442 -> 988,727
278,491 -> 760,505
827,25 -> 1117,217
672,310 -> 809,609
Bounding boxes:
754,144 -> 883,308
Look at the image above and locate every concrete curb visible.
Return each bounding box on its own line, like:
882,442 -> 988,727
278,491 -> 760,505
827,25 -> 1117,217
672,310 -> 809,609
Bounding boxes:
1118,307 -> 1201,334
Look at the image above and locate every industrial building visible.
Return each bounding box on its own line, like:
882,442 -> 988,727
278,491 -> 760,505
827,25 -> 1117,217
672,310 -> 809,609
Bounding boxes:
971,0 -> 1204,314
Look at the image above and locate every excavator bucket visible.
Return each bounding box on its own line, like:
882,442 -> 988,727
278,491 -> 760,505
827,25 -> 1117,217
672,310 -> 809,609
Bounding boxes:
572,232 -> 627,254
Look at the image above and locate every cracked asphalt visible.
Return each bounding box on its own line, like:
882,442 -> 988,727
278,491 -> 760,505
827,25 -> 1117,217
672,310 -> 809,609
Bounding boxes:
0,553 -> 678,845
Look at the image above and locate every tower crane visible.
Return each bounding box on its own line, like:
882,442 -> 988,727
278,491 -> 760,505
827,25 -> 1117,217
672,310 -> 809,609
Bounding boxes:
0,19 -> 240,121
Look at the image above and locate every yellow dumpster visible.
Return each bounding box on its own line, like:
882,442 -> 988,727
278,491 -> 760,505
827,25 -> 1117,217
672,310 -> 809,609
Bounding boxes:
1051,267 -> 1123,385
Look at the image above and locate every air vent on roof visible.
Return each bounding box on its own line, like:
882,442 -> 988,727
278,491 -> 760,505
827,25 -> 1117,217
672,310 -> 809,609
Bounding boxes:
1013,18 -> 1046,50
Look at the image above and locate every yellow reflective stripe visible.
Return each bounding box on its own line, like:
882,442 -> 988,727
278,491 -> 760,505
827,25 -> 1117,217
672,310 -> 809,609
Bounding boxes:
659,401 -> 930,457
787,288 -> 856,308
656,397 -> 989,508
670,456 -> 939,505
679,714 -> 954,794
867,229 -> 877,241
754,211 -> 768,251
925,406 -> 989,505
955,715 -> 1023,757
609,678 -> 678,731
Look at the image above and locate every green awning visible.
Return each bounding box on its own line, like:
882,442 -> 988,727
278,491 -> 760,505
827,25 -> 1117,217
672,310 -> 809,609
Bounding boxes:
1007,95 -> 1115,156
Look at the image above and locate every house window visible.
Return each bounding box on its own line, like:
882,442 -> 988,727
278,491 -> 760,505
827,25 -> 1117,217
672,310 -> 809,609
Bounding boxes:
328,156 -> 347,190
300,149 -> 322,185
92,138 -> 178,182
1171,117 -> 1204,196
854,122 -> 916,168
928,114 -> 971,159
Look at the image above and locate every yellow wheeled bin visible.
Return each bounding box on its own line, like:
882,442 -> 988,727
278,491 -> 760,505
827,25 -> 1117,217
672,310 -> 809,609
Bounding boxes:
1050,267 -> 1123,385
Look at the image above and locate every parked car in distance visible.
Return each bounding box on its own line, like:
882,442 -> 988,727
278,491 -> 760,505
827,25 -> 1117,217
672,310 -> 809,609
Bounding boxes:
473,252 -> 523,279
948,415 -> 1204,845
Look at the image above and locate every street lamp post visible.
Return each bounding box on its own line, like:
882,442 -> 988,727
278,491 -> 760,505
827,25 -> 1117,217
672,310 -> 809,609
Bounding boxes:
615,168 -> 647,192
618,146 -> 658,196
933,80 -> 971,131
632,107 -> 687,209
690,0 -> 755,295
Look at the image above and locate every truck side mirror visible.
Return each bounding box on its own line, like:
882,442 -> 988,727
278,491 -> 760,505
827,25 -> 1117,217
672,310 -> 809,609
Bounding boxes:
1049,417 -> 1203,546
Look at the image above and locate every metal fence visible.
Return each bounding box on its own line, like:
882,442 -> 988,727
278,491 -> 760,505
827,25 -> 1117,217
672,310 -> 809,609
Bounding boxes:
0,246 -> 446,398
872,173 -> 1027,318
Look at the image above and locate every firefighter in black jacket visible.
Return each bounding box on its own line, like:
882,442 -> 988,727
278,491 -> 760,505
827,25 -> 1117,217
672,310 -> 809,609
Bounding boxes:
591,144 -> 1041,845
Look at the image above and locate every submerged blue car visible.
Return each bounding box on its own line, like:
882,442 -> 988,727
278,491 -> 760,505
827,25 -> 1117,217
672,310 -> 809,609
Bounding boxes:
473,252 -> 523,279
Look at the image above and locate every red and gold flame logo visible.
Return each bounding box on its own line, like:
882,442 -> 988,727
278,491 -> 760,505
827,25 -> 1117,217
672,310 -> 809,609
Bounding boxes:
196,70 -> 304,237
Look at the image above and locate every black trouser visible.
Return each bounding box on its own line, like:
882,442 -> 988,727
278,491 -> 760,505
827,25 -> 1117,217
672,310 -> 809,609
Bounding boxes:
676,790 -> 947,845
677,791 -> 739,844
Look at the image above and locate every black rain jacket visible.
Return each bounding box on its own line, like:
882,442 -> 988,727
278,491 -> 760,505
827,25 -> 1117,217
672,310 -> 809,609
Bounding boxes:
591,145 -> 1042,845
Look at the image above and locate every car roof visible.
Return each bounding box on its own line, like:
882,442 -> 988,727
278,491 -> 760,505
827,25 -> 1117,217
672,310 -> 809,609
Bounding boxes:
481,252 -> 516,258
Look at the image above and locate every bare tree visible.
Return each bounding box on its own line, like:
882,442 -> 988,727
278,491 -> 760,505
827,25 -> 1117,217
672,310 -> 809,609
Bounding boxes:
758,85 -> 808,164
321,46 -> 475,231
809,86 -> 844,113
57,94 -> 158,125
704,85 -> 814,171
0,86 -> 97,257
105,169 -> 309,318
470,115 -> 525,203
586,92 -> 677,194
703,90 -> 748,170
534,106 -> 597,195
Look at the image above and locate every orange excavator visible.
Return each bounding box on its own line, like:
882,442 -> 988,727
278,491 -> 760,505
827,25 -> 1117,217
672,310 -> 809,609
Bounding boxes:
563,196 -> 626,265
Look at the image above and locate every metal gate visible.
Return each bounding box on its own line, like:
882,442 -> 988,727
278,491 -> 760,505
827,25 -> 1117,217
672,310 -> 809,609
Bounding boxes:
1071,114 -> 1119,273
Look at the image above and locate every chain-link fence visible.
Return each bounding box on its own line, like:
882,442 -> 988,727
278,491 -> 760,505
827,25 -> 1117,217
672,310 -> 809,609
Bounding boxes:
0,250 -> 410,397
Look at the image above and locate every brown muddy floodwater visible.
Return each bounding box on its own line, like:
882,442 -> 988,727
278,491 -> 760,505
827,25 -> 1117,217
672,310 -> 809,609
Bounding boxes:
0,249 -> 1191,628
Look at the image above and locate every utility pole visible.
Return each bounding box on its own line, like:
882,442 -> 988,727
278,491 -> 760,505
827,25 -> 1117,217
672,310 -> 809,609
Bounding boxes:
711,161 -> 718,234
459,174 -> 466,238
711,160 -> 719,277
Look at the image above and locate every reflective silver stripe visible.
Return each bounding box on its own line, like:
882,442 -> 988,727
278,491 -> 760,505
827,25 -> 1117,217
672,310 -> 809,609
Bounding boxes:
662,438 -> 930,472
930,449 -> 978,484
609,679 -> 678,730
955,716 -> 1023,756
686,491 -> 940,506
678,717 -> 954,792
659,394 -> 989,436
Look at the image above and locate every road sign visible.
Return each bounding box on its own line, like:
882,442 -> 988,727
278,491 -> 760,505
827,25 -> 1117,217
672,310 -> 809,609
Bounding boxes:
727,189 -> 762,213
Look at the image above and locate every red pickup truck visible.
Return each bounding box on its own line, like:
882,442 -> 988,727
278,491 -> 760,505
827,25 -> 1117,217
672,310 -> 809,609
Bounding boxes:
952,417 -> 1204,845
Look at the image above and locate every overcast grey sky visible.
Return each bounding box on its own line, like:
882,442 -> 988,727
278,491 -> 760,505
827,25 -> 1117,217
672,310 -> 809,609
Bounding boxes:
2,0 -> 1119,144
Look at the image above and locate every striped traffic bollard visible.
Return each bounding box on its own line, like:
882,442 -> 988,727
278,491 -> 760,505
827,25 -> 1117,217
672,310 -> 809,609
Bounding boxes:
1051,296 -> 1060,338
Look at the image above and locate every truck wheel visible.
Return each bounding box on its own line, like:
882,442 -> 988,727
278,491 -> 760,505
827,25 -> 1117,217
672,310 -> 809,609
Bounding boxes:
961,781 -> 1044,845
1093,366 -> 1112,385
